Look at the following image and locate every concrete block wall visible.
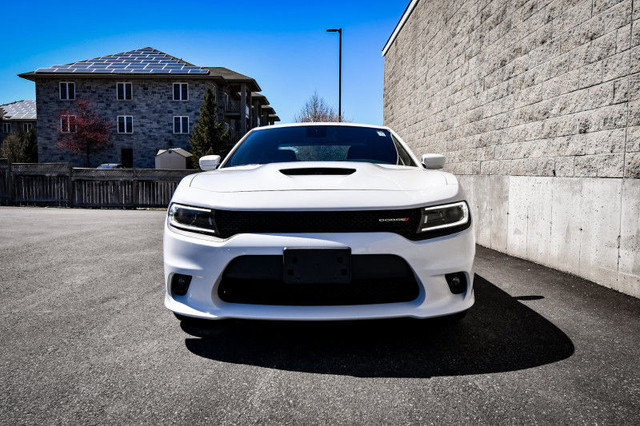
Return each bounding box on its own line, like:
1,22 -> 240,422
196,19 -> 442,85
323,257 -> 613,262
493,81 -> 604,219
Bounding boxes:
384,0 -> 640,297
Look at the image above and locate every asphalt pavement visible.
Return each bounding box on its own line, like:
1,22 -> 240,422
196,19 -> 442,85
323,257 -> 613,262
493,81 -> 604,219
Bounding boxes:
0,207 -> 639,425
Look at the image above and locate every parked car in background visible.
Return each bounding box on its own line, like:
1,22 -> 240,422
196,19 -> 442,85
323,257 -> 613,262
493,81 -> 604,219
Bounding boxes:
163,123 -> 475,323
96,163 -> 124,169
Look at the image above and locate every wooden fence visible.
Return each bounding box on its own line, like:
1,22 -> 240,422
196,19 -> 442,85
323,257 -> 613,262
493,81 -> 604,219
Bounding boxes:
0,160 -> 193,208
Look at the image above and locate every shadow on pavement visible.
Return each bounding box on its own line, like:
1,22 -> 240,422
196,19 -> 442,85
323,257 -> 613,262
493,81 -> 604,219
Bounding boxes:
183,275 -> 574,377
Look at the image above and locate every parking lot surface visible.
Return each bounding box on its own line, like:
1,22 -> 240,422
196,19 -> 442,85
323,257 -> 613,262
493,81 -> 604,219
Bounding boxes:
1,207 -> 639,425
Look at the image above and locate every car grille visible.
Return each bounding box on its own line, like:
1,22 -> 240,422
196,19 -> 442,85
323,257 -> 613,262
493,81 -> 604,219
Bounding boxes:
217,254 -> 420,306
214,208 -> 423,239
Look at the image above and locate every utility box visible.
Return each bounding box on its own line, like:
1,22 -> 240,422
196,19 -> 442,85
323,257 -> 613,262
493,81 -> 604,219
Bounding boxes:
155,148 -> 192,170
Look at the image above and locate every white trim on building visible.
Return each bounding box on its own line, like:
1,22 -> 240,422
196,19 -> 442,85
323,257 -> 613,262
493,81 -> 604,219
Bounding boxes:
381,0 -> 420,57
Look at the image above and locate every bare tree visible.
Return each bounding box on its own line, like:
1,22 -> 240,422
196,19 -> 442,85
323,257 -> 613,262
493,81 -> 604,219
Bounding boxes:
294,92 -> 341,122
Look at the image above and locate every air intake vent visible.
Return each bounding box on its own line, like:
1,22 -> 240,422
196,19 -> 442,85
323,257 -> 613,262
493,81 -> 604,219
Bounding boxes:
280,167 -> 356,176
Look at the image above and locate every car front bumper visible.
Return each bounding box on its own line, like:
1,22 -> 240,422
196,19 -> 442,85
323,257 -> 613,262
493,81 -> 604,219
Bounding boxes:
163,224 -> 475,320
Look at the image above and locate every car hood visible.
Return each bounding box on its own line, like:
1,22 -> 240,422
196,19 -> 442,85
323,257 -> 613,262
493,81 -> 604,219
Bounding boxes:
189,162 -> 449,193
174,162 -> 463,211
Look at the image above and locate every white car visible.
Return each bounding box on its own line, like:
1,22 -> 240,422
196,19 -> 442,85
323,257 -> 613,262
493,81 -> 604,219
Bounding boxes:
164,123 -> 475,322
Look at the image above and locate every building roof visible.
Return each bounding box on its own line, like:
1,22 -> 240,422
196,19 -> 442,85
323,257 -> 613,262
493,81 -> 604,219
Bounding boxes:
205,67 -> 252,80
250,92 -> 270,105
0,100 -> 36,120
204,67 -> 261,91
269,114 -> 281,122
18,47 -> 262,92
156,147 -> 192,158
29,47 -> 209,76
382,0 -> 420,56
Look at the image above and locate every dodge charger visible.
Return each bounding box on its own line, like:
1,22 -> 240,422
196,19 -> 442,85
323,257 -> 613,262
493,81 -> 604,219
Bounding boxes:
164,123 -> 475,322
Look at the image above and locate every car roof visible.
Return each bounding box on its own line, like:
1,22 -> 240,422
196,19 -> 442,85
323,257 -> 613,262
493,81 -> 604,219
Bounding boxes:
252,122 -> 390,131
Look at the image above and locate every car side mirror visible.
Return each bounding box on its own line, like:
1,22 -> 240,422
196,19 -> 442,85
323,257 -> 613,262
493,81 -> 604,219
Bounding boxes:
199,155 -> 221,171
421,154 -> 445,169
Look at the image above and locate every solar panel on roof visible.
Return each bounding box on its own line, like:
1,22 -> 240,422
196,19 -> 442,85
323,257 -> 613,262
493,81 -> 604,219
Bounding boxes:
33,48 -> 210,74
0,100 -> 37,120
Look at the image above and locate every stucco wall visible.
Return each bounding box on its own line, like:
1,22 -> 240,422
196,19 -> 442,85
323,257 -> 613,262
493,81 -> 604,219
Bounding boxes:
383,0 -> 640,297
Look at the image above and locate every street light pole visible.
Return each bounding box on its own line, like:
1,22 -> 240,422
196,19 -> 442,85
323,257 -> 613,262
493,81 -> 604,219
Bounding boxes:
326,28 -> 342,121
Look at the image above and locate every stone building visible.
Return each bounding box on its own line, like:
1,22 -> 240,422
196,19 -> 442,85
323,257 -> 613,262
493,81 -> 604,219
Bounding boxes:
19,47 -> 279,168
0,100 -> 37,143
383,0 -> 639,297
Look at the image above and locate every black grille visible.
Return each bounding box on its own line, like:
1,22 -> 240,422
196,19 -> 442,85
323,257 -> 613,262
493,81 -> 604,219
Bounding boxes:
214,208 -> 422,239
218,255 -> 420,306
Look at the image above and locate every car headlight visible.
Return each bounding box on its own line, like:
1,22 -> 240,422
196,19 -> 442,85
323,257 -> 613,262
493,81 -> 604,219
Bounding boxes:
168,203 -> 218,235
418,201 -> 469,233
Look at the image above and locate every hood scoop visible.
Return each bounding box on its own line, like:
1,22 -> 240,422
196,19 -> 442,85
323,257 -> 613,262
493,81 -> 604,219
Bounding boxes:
280,167 -> 356,176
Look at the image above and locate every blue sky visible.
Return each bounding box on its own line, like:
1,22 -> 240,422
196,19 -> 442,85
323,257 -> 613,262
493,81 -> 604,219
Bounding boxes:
0,0 -> 408,125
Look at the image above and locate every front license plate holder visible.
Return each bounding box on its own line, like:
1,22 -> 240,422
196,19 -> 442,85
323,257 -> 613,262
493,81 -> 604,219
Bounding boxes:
283,248 -> 351,284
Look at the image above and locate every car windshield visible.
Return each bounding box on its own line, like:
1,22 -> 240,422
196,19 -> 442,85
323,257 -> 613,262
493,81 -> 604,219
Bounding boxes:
223,125 -> 417,168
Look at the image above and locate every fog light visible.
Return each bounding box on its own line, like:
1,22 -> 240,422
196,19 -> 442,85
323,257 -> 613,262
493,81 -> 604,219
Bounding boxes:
445,272 -> 467,294
171,273 -> 192,296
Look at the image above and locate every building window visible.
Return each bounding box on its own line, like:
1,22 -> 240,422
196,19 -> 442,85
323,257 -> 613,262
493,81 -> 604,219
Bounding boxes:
117,82 -> 133,100
117,116 -> 133,134
2,123 -> 11,133
60,115 -> 76,133
59,82 -> 75,100
173,83 -> 188,101
173,116 -> 189,134
23,123 -> 33,132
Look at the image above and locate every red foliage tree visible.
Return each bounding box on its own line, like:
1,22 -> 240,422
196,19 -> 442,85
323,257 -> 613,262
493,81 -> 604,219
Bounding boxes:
56,99 -> 112,167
